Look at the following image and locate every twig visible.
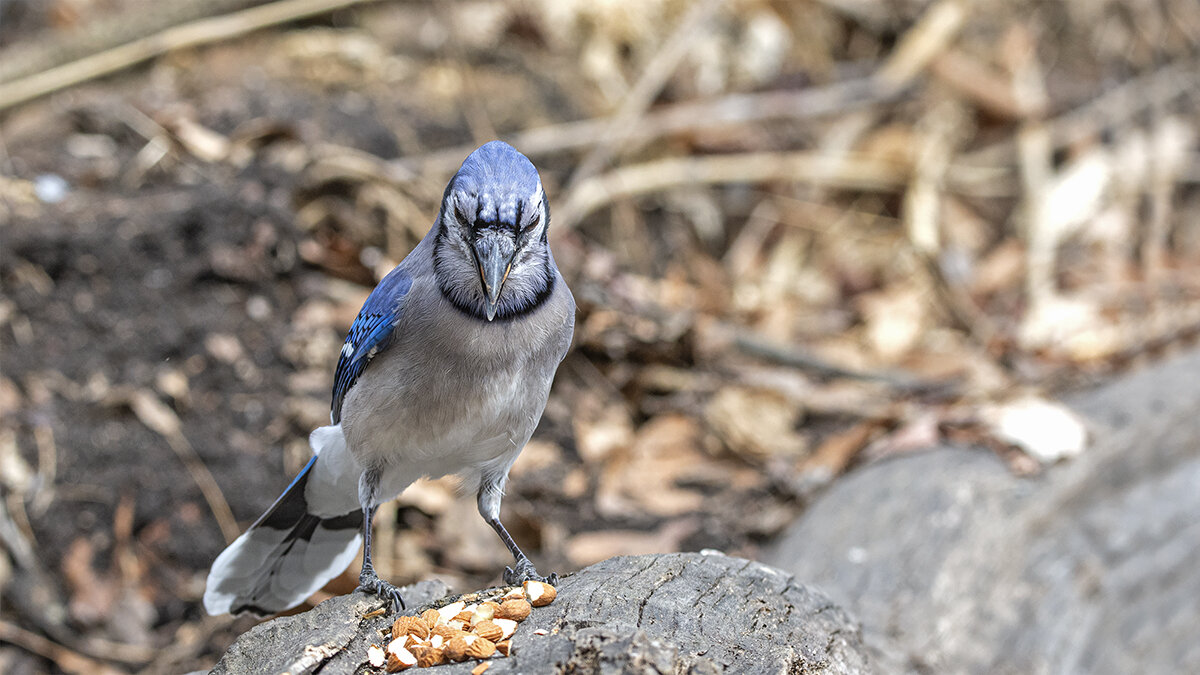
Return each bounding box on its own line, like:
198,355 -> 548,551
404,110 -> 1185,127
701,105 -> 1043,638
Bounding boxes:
734,333 -> 962,397
126,390 -> 241,543
433,0 -> 497,145
0,0 -> 259,84
0,620 -> 124,675
165,433 -> 241,544
929,49 -> 1034,119
962,56 -> 1200,166
1005,25 -> 1056,314
30,425 -> 58,516
944,59 -> 1200,195
386,77 -> 899,178
0,0 -> 385,113
556,151 -> 910,229
903,104 -> 1002,349
0,494 -> 37,571
1046,58 -> 1196,149
140,615 -> 237,674
809,0 -> 892,31
790,0 -> 969,212
873,0 -> 970,91
1,494 -> 160,668
0,428 -> 39,558
565,0 -> 725,189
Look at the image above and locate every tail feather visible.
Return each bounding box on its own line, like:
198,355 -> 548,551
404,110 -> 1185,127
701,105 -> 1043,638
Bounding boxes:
203,454 -> 363,616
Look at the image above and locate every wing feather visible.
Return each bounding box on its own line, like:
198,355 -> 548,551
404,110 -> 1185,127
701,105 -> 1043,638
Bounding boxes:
331,268 -> 413,422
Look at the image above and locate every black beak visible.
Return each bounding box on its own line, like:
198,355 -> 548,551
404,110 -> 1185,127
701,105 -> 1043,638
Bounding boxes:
473,235 -> 515,321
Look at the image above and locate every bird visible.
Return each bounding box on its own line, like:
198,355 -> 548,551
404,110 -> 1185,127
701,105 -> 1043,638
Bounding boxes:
203,141 -> 575,616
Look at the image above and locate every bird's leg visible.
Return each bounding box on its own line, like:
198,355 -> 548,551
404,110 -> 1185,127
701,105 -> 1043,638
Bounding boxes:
355,469 -> 405,612
477,478 -> 557,586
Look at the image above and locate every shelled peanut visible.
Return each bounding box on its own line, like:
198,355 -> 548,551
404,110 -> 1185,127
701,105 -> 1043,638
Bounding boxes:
365,581 -> 557,670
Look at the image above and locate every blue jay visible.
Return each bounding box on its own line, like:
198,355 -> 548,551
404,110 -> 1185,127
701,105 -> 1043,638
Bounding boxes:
203,141 -> 575,615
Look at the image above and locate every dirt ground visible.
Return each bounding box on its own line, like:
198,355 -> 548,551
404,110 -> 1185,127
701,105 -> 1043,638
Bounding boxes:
1,0 -> 1199,673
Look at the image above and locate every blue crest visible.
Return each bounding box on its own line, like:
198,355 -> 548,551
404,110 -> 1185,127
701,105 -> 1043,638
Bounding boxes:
450,141 -> 542,227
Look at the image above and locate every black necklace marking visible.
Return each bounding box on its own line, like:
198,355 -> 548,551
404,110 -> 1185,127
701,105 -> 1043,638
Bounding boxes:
433,226 -> 556,322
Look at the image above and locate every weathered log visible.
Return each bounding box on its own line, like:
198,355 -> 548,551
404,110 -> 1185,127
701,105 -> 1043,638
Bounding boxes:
769,350 -> 1200,673
210,552 -> 870,674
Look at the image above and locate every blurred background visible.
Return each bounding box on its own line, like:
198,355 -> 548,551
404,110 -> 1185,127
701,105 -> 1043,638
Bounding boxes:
1,0 -> 1199,672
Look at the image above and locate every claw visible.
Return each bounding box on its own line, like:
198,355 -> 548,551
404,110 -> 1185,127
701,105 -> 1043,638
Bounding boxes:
503,559 -> 557,586
357,572 -> 406,613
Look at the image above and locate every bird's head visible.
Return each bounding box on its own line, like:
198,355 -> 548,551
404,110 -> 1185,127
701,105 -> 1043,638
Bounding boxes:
433,141 -> 554,322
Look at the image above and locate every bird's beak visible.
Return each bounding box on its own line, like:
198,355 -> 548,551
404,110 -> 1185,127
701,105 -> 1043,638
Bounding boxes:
473,236 -> 515,321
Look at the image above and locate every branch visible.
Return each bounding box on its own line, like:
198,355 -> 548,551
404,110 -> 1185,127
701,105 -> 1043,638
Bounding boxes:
0,0 -> 385,113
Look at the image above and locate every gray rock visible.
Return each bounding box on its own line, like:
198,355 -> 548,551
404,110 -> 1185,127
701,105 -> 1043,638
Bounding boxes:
768,350 -> 1200,674
210,552 -> 870,674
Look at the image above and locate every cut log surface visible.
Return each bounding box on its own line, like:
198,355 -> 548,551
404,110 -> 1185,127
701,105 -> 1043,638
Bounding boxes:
209,552 -> 870,674
768,350 -> 1200,674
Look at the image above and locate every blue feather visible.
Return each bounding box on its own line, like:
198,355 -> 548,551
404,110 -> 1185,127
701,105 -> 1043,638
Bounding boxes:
331,267 -> 412,423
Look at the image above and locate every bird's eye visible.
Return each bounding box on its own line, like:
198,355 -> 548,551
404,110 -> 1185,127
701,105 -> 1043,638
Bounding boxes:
523,213 -> 541,232
454,204 -> 472,227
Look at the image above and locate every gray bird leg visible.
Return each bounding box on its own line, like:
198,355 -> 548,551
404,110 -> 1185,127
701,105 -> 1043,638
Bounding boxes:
477,478 -> 557,586
356,468 -> 405,612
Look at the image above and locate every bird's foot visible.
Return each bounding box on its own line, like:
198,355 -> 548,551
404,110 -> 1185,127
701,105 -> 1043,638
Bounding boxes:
504,557 -> 558,586
357,569 -> 406,613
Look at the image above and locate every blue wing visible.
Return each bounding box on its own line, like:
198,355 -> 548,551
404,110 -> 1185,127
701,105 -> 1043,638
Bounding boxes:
331,267 -> 413,423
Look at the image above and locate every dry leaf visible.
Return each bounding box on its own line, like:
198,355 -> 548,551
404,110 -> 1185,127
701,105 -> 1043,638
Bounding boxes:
61,538 -> 118,624
395,477 -> 457,515
858,286 -> 927,361
804,420 -> 880,475
1019,296 -> 1119,359
705,387 -> 806,460
981,397 -> 1088,465
204,333 -> 246,365
0,375 -> 23,417
863,413 -> 941,458
594,415 -> 708,518
572,398 -> 634,464
1036,149 -> 1112,243
508,440 -> 563,478
971,239 -> 1024,297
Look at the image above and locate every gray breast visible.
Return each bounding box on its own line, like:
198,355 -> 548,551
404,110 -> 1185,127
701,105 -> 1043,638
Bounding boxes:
339,272 -> 574,468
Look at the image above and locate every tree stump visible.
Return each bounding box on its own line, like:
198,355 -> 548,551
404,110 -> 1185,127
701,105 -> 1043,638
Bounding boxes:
210,552 -> 870,674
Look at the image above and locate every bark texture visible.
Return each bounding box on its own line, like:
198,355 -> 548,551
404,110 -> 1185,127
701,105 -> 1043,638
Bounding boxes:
210,552 -> 870,674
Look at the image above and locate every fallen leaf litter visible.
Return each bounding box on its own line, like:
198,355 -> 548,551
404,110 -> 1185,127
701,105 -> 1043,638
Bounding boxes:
366,580 -> 556,670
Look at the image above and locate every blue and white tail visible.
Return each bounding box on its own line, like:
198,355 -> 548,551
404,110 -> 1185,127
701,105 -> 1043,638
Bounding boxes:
204,425 -> 364,616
